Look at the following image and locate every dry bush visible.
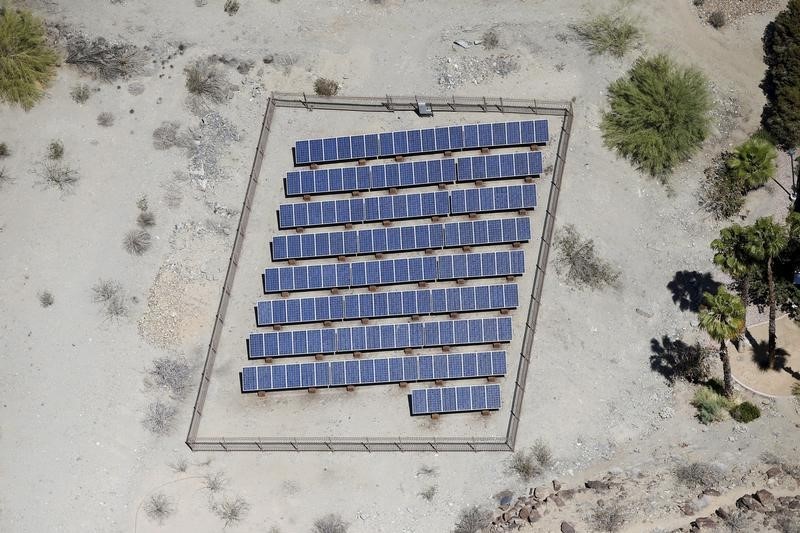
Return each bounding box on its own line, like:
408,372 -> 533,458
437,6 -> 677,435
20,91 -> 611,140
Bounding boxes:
104,294 -> 129,319
699,152 -> 744,219
185,60 -> 229,104
47,140 -> 64,160
137,211 -> 156,228
571,13 -> 641,58
674,461 -> 724,489
417,465 -> 438,476
453,506 -> 491,533
589,500 -> 627,532
554,224 -> 621,290
692,386 -> 733,424
142,400 -> 176,435
0,167 -> 11,189
144,492 -> 174,523
709,11 -> 726,29
223,0 -> 240,15
152,121 -> 182,150
96,111 -> 114,126
70,83 -> 91,103
169,457 -> 188,473
195,0 -> 208,5
531,438 -> 554,468
148,356 -> 192,398
136,194 -> 148,212
313,514 -> 349,533
420,485 -> 437,501
204,471 -> 226,492
509,449 -> 541,481
38,290 -> 54,307
0,142 -> 9,157
66,35 -> 143,81
213,495 -> 249,527
37,161 -> 79,192
314,77 -> 339,96
163,184 -> 183,209
482,30 -> 499,49
721,510 -> 750,532
123,229 -> 151,255
92,279 -> 121,302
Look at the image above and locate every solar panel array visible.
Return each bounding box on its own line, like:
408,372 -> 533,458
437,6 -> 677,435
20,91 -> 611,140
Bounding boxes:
285,152 -> 542,197
294,120 -> 549,165
410,384 -> 502,415
271,217 -> 531,261
256,283 -> 518,326
248,316 -> 513,358
240,350 -> 507,392
450,184 -> 536,215
263,250 -> 525,293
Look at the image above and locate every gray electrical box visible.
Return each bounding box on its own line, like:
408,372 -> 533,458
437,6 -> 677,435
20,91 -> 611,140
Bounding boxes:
416,102 -> 433,117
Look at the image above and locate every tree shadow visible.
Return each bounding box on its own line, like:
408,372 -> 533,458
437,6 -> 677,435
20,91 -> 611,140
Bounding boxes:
750,340 -> 790,371
649,335 -> 711,384
667,271 -> 721,312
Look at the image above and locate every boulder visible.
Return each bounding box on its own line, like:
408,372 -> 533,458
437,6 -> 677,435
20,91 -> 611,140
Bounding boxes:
714,507 -> 730,520
559,488 -> 577,500
766,466 -> 782,479
560,521 -> 576,533
788,499 -> 800,510
691,516 -> 717,529
549,494 -> 565,508
527,509 -> 541,523
585,480 -> 611,490
552,479 -> 562,491
754,489 -> 774,507
702,489 -> 721,497
533,486 -> 551,500
736,495 -> 764,512
518,506 -> 530,520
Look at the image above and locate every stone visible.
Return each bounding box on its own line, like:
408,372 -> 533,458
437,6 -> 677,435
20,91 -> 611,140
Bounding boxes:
714,507 -> 730,520
533,486 -> 551,500
736,495 -> 764,512
766,466 -> 782,478
518,506 -> 530,520
692,516 -> 717,529
682,502 -> 697,516
549,494 -> 565,508
552,479 -> 562,491
788,499 -> 800,510
585,480 -> 611,490
702,489 -> 721,497
527,509 -> 541,523
560,521 -> 576,533
754,489 -> 774,507
559,488 -> 576,500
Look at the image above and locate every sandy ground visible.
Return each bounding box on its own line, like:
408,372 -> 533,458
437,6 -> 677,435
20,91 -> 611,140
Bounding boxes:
1,0 -> 799,532
732,315 -> 800,396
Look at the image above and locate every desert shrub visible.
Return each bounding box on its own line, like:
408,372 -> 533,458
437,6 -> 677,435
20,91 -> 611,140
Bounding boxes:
148,356 -> 192,398
675,461 -> 724,488
793,382 -> 800,397
571,13 -> 641,58
142,400 -> 176,435
554,224 -> 621,290
453,506 -> 491,533
693,0 -> 705,5
699,152 -> 745,219
482,30 -> 499,49
204,471 -> 226,492
720,510 -> 750,532
169,457 -> 188,473
589,500 -> 627,532
0,167 -> 9,188
777,512 -> 800,533
92,279 -> 121,302
66,35 -> 143,81
726,135 -> 777,191
213,495 -> 249,526
136,194 -> 148,211
419,485 -> 437,501
105,294 -> 128,319
0,7 -> 59,110
0,143 -> 9,157
532,438 -> 554,468
729,401 -> 761,422
39,290 -> 54,307
137,211 -> 155,227
761,1 -> 800,148
314,77 -> 340,96
709,11 -> 726,29
692,386 -> 733,424
70,83 -> 91,103
144,492 -> 174,523
48,140 -> 64,160
152,121 -> 181,150
185,59 -> 228,103
313,513 -> 349,533
601,54 -> 711,178
223,0 -> 240,15
417,465 -> 438,476
123,229 -> 151,255
97,112 -> 114,126
509,449 -> 542,481
38,162 -> 79,192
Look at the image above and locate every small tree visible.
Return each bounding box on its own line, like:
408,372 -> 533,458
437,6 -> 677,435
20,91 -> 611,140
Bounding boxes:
453,506 -> 491,533
712,224 -> 755,321
313,513 -> 349,533
698,287 -> 745,397
726,136 -> 777,191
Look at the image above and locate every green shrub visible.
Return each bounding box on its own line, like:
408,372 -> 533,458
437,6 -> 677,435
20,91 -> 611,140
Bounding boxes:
729,401 -> 761,422
601,54 -> 711,179
726,135 -> 777,191
761,1 -> 800,148
571,13 -> 641,58
691,386 -> 733,424
0,7 -> 59,110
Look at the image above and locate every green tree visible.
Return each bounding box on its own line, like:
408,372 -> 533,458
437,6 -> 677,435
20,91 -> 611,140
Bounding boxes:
761,0 -> 800,148
0,6 -> 59,110
746,217 -> 789,365
726,136 -> 777,191
698,287 -> 745,397
601,54 -> 711,178
711,224 -> 755,322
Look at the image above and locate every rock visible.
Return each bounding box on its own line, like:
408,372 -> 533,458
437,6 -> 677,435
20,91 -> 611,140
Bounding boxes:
560,521 -> 576,533
262,54 -> 274,64
754,489 -> 774,507
682,502 -> 698,516
702,489 -> 721,497
766,466 -> 782,478
527,509 -> 541,523
453,39 -> 471,49
518,506 -> 530,520
788,499 -> 800,510
692,516 -> 717,529
549,494 -> 565,508
533,486 -> 551,500
736,495 -> 764,512
502,511 -> 512,522
715,507 -> 730,520
585,480 -> 611,490
559,488 -> 576,500
552,479 -> 562,491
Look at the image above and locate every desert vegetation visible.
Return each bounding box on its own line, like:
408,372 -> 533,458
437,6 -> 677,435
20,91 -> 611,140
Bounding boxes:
312,513 -> 349,533
674,461 -> 724,489
554,224 -> 620,290
123,229 -> 152,255
142,400 -> 176,435
96,111 -> 114,126
761,0 -> 800,148
143,492 -> 174,523
70,83 -> 91,103
508,439 -> 554,480
571,12 -> 641,57
453,505 -> 491,533
698,287 -> 744,397
147,357 -> 192,398
212,495 -> 249,526
314,77 -> 340,96
65,35 -> 143,81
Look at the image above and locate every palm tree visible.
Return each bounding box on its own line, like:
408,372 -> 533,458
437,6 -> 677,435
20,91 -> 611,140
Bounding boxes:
746,217 -> 789,365
699,287 -> 745,397
726,136 -> 777,191
711,224 -> 754,323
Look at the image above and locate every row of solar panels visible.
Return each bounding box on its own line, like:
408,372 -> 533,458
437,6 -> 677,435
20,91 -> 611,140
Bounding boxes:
256,283 -> 518,326
294,120 -> 549,165
248,316 -> 513,358
410,384 -> 501,415
264,250 -> 525,294
285,152 -> 543,196
271,217 -> 531,261
278,184 -> 536,229
240,351 -> 507,392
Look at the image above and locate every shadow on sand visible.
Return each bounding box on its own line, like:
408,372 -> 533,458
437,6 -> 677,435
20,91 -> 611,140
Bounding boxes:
667,270 -> 720,312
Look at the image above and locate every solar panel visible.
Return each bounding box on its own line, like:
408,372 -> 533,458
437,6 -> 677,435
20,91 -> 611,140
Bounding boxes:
248,317 -> 512,358
456,151 -> 543,182
293,120 -> 550,165
263,251 -> 524,293
409,384 -> 502,415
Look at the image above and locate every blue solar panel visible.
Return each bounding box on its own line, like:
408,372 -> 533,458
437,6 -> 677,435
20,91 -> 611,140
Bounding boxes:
409,384 -> 502,415
241,366 -> 258,392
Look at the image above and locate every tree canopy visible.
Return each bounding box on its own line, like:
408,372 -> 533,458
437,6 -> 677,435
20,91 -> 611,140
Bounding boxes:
761,0 -> 800,148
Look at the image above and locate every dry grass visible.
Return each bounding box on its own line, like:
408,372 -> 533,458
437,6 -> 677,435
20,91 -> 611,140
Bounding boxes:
482,30 -> 499,49
70,83 -> 91,103
152,121 -> 182,150
142,400 -> 176,435
96,112 -> 114,126
314,77 -> 340,96
589,500 -> 628,532
0,142 -> 9,157
37,161 -> 79,192
419,485 -> 437,501
204,471 -> 226,492
184,60 -> 228,104
148,356 -> 192,398
0,167 -> 11,189
122,229 -> 151,255
213,495 -> 249,527
137,211 -> 156,228
38,290 -> 54,307
532,438 -> 554,468
168,457 -> 188,473
555,224 -> 621,290
313,514 -> 349,533
453,506 -> 491,533
47,140 -> 64,160
144,492 -> 174,523
66,35 -> 143,81
571,12 -> 641,58
92,279 -> 121,302
223,0 -> 240,15
674,461 -> 724,488
136,194 -> 148,212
